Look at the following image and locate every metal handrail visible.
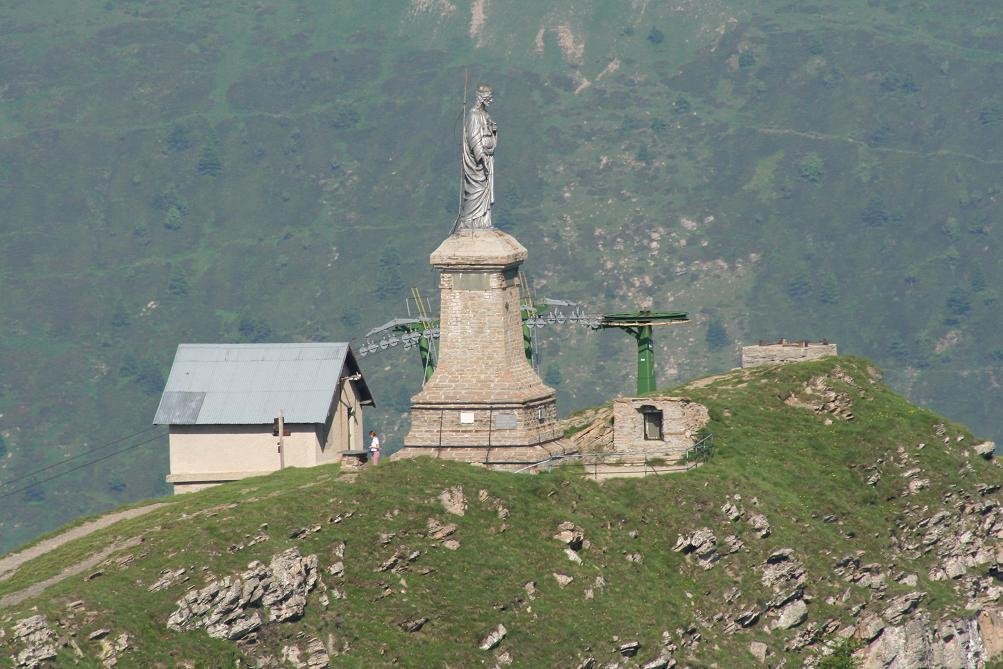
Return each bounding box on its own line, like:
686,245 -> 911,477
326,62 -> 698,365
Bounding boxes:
512,453 -> 582,474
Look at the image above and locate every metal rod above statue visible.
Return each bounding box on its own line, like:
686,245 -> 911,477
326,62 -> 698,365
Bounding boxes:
451,84 -> 497,233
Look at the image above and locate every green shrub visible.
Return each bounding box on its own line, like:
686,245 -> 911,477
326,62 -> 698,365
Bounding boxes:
818,639 -> 862,669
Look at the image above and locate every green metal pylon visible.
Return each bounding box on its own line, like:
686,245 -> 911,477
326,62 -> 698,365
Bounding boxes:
599,310 -> 689,395
417,331 -> 435,383
635,322 -> 655,394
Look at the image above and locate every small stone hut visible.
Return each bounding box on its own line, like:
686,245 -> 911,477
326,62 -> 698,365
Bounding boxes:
612,397 -> 710,456
154,343 -> 374,494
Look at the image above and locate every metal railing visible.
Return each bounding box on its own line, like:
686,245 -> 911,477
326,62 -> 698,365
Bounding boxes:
684,432 -> 714,464
514,433 -> 714,478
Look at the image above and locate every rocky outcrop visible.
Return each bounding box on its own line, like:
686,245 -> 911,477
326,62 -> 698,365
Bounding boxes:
973,441 -> 996,459
167,547 -> 318,640
672,528 -> 719,569
857,611 -> 997,669
479,624 -> 507,651
438,486 -> 467,516
9,615 -> 57,669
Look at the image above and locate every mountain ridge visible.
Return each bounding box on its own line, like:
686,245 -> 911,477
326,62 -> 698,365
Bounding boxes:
0,357 -> 1000,667
2,0 -> 1002,559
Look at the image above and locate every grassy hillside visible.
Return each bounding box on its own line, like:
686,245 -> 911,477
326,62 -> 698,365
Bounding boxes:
1,0 -> 1002,557
0,358 -> 998,667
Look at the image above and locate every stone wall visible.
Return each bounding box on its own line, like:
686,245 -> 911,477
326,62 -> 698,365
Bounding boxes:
611,397 -> 709,455
741,340 -> 837,368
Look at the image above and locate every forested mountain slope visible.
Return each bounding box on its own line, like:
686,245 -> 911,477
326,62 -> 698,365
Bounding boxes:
1,0 -> 1001,552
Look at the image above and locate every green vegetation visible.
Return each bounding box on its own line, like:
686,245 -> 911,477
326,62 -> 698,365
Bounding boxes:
1,0 -> 1002,555
0,358 -> 997,666
818,639 -> 863,669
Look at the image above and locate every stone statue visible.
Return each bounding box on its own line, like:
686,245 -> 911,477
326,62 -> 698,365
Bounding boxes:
456,84 -> 498,231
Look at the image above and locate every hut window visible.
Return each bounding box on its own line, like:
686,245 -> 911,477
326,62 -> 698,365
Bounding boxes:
638,405 -> 663,441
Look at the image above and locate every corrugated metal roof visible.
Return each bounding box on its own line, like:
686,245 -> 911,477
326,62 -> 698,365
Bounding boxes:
153,343 -> 367,425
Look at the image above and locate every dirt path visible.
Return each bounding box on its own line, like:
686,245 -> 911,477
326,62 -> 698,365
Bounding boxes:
0,536 -> 145,609
0,502 -> 169,583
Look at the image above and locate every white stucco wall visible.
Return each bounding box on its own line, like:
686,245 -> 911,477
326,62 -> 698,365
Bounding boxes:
167,423 -> 319,480
166,376 -> 367,493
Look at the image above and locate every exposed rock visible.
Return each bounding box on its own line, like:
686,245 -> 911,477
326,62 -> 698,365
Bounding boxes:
722,535 -> 745,554
859,612 -> 963,669
974,441 -> 996,459
855,614 -> 886,642
148,567 -> 188,592
88,628 -> 111,640
640,655 -> 675,669
773,599 -> 808,630
748,640 -> 768,663
427,518 -> 457,540
374,548 -> 406,573
618,640 -> 640,657
264,549 -> 320,622
882,591 -> 925,624
553,522 -> 585,550
553,573 -> 574,588
672,528 -> 719,569
748,513 -> 772,538
734,608 -> 760,628
282,644 -> 307,668
305,637 -> 330,668
439,486 -> 467,516
944,556 -> 967,579
479,624 -> 507,650
11,615 -> 57,669
400,617 -> 428,633
721,501 -> 743,521
288,525 -> 321,539
565,548 -> 583,564
442,539 -> 461,550
761,549 -> 805,590
767,584 -> 805,611
785,622 -> 827,651
98,633 -> 130,668
978,609 -> 1003,660
167,547 -> 318,639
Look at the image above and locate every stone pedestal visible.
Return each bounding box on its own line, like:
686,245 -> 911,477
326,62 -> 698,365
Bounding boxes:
397,229 -> 569,468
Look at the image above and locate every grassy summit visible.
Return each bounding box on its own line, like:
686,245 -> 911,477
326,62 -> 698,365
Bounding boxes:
3,0 -> 1003,554
0,358 -> 999,667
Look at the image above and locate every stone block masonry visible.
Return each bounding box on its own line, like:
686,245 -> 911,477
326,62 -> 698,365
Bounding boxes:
612,397 -> 709,454
397,229 -> 570,467
741,340 -> 837,368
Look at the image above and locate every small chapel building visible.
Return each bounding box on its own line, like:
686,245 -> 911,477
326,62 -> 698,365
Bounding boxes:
153,343 -> 374,494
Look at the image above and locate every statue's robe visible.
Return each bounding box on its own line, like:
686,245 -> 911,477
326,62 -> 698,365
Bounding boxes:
459,106 -> 497,229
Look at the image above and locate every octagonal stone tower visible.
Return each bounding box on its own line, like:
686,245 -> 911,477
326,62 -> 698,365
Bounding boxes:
398,229 -> 568,468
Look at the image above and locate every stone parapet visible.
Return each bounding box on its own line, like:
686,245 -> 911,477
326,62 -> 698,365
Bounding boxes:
393,438 -> 573,469
741,340 -> 837,368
